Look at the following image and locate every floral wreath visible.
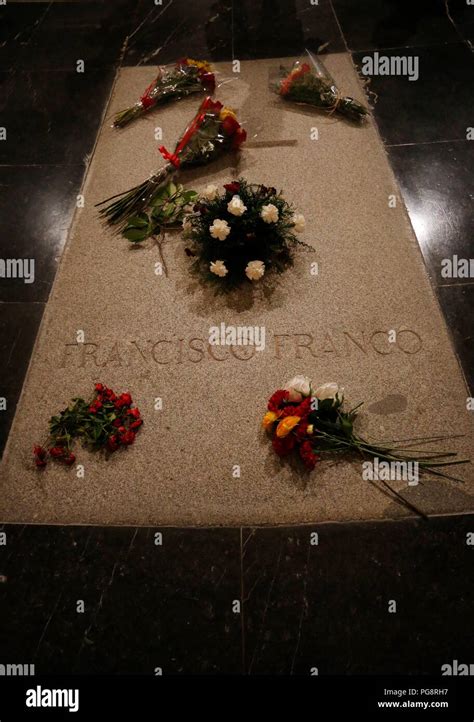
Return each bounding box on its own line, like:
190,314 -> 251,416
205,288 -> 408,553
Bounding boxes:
182,178 -> 310,289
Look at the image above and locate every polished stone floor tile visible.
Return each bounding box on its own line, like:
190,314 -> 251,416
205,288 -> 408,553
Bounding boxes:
388,141 -> 474,285
449,0 -> 474,41
0,526 -> 242,674
0,2 -> 48,45
233,0 -> 345,60
243,517 -> 474,674
40,0 -> 137,30
0,302 -> 44,457
123,0 -> 233,65
0,164 -> 85,302
353,43 -> 474,144
437,284 -> 474,394
332,0 -> 460,51
0,69 -> 116,164
20,26 -> 126,71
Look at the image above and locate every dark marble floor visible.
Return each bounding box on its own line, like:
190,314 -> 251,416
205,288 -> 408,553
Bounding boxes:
0,0 -> 473,676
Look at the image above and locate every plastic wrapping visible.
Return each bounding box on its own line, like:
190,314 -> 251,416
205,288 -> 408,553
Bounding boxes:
113,58 -> 216,128
270,50 -> 368,123
98,97 -> 246,226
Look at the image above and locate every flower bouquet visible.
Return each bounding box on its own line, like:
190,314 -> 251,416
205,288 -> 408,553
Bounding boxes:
263,376 -> 469,516
270,50 -> 368,123
97,97 -> 246,228
113,58 -> 216,128
183,178 -> 310,290
33,384 -> 143,468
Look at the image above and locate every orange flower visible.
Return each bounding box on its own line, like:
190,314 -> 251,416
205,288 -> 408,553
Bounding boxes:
186,58 -> 212,72
262,411 -> 279,430
276,416 -> 300,438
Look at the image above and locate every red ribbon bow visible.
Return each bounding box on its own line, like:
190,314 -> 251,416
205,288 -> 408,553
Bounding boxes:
158,96 -> 222,169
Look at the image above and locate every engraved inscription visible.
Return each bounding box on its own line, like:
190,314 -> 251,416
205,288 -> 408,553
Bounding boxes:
59,328 -> 423,369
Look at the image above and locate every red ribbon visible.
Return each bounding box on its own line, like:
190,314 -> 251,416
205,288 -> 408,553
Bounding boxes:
140,80 -> 157,110
158,97 -> 222,168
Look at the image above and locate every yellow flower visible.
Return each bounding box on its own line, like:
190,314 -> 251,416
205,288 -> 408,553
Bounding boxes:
186,58 -> 212,72
276,416 -> 300,438
220,107 -> 237,122
307,424 -> 314,435
262,411 -> 279,430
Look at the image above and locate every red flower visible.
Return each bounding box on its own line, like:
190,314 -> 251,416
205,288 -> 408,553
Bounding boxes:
221,114 -> 240,136
128,408 -> 141,419
63,452 -> 76,466
49,446 -> 65,458
107,434 -> 119,452
115,392 -> 132,409
272,434 -> 295,457
130,419 -> 143,430
95,383 -> 104,393
88,405 -> 97,414
223,181 -> 241,194
120,430 -> 136,446
293,396 -> 312,417
280,404 -> 300,418
295,423 -> 309,441
34,445 -> 48,467
268,389 -> 290,412
299,440 -> 320,471
232,127 -> 247,149
199,71 -> 215,92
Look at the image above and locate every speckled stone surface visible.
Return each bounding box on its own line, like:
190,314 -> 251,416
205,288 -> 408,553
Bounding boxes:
1,56 -> 473,526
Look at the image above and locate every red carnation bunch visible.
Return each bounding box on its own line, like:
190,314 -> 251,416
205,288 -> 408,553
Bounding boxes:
33,383 -> 143,468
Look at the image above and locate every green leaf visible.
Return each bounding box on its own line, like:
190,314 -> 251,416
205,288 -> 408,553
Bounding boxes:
151,206 -> 164,221
123,227 -> 150,242
125,212 -> 149,229
166,181 -> 177,197
181,190 -> 198,203
162,204 -> 176,218
150,186 -> 170,204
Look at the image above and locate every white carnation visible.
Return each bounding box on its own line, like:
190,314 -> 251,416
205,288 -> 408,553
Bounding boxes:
292,213 -> 305,233
210,260 -> 228,277
245,260 -> 265,281
202,184 -> 218,201
260,203 -> 279,223
227,195 -> 247,216
209,219 -> 230,241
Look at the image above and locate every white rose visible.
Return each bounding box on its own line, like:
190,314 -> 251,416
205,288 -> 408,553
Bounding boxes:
202,184 -> 218,201
292,213 -> 305,233
209,219 -> 230,241
245,260 -> 265,281
285,375 -> 312,402
260,203 -> 279,223
227,194 -> 247,216
210,260 -> 228,277
314,382 -> 343,403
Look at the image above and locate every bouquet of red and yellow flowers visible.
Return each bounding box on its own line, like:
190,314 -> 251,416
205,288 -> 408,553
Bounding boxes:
98,97 -> 246,227
270,50 -> 368,123
263,376 -> 468,517
113,58 -> 216,128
